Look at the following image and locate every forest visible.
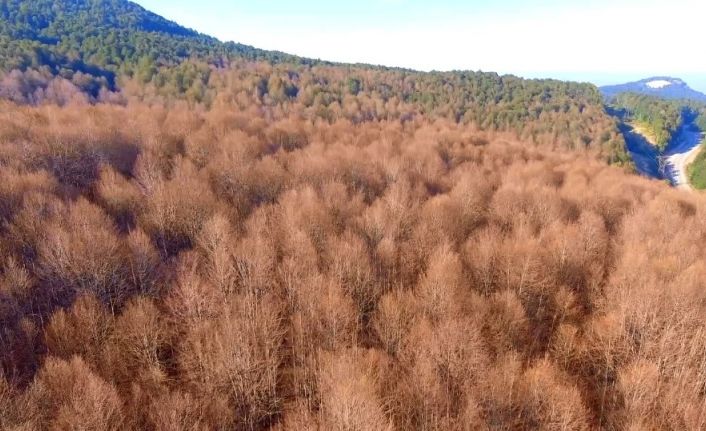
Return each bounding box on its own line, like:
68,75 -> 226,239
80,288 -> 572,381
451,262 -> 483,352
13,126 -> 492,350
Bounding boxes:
0,85 -> 704,430
0,0 -> 318,97
0,1 -> 633,164
3,0 -> 706,430
0,60 -> 630,164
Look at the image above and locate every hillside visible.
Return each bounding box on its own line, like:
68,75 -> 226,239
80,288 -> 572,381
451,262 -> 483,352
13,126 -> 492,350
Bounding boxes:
0,1 -> 629,162
0,0 -> 311,93
601,77 -> 706,102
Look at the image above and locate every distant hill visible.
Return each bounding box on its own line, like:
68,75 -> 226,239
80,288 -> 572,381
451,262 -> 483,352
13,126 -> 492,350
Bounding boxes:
600,77 -> 706,102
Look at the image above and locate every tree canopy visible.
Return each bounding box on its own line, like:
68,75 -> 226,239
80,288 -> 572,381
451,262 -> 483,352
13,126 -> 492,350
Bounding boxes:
0,0 -> 313,88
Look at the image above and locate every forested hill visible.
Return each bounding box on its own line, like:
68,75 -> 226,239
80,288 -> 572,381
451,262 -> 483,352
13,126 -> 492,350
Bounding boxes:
0,0 -> 310,87
0,0 -> 630,163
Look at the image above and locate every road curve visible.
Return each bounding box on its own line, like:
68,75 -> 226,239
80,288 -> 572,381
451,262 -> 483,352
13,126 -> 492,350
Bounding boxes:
623,120 -> 703,190
662,125 -> 703,191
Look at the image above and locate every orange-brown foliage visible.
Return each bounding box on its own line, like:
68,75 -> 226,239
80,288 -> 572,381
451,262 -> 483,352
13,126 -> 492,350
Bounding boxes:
0,94 -> 702,430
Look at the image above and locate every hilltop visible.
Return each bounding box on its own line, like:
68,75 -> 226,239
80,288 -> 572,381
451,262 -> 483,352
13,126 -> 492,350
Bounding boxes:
0,0 -> 313,91
600,77 -> 706,102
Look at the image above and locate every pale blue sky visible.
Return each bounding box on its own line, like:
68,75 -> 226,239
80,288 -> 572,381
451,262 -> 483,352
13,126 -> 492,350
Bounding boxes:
135,0 -> 706,92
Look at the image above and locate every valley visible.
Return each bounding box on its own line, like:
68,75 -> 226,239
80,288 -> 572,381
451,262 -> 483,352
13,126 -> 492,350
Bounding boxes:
602,85 -> 706,190
623,118 -> 704,189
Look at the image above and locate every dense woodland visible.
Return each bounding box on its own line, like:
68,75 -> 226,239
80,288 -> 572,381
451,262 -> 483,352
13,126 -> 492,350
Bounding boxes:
3,0 -> 706,430
0,0 -> 314,89
0,60 -> 630,164
0,0 -> 631,164
0,96 -> 705,430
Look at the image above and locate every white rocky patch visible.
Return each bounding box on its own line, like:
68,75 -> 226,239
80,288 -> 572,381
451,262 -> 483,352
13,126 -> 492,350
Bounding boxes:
646,80 -> 673,89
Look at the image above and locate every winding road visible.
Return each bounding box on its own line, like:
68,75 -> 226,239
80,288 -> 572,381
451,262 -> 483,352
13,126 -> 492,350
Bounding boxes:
623,121 -> 704,191
662,125 -> 703,190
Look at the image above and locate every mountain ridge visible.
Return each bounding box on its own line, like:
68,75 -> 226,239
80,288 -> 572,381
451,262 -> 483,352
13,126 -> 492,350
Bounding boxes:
600,76 -> 706,102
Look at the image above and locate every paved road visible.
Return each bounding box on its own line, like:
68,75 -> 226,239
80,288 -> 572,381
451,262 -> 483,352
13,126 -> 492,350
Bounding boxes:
662,125 -> 703,190
623,121 -> 703,190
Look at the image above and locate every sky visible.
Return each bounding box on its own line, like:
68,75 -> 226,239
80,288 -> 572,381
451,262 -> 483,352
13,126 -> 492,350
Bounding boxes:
135,0 -> 706,92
